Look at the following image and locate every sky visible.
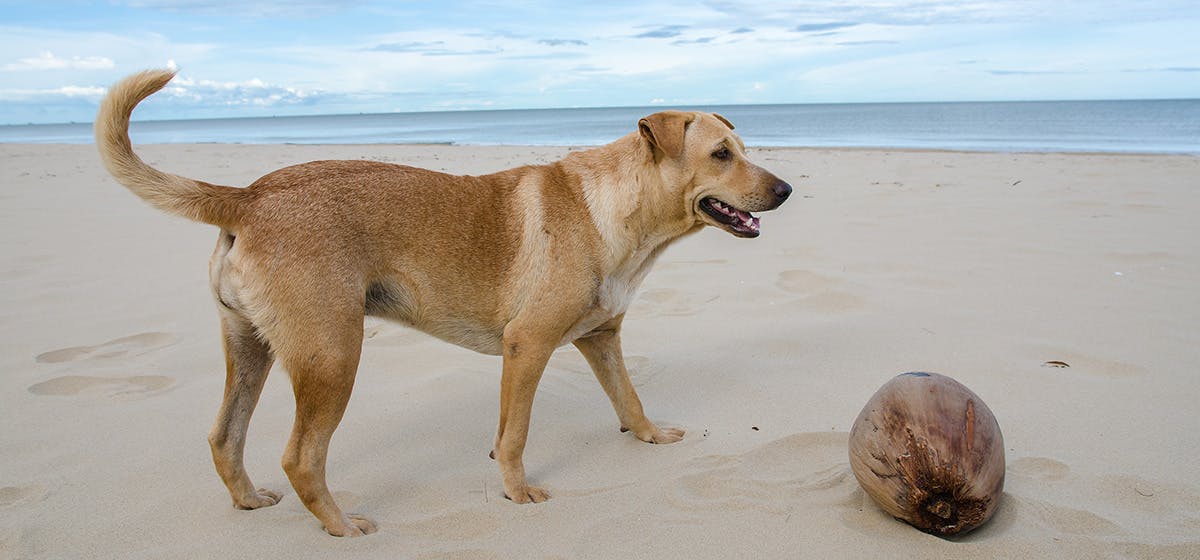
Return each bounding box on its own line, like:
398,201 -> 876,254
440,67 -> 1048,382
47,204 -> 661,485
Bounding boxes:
1,1 -> 1198,124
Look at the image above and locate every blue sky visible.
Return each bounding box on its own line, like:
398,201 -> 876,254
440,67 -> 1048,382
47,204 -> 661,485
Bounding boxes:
1,0 -> 1198,124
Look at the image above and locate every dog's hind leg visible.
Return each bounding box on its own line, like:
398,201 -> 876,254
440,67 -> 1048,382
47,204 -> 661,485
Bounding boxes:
573,315 -> 684,444
208,312 -> 281,509
275,306 -> 376,537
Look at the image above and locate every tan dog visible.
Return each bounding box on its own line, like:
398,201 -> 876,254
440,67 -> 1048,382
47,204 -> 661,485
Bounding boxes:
95,69 -> 792,536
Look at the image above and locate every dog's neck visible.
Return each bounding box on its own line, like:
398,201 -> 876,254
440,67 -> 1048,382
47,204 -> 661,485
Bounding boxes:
565,133 -> 698,275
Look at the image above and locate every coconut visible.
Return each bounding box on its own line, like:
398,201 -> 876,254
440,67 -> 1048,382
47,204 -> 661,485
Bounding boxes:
848,372 -> 1005,536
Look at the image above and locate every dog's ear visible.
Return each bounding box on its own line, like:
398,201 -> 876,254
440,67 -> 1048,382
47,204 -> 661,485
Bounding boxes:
712,113 -> 735,130
638,111 -> 694,160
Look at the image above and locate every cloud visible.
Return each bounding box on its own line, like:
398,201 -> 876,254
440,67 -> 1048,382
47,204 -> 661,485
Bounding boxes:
367,40 -> 501,57
705,1 -> 1199,28
634,25 -> 688,39
505,51 -> 588,61
837,40 -> 900,46
2,52 -> 115,71
539,39 -> 588,47
730,27 -> 754,34
0,85 -> 106,101
117,0 -> 360,18
421,48 -> 504,57
793,22 -> 857,33
988,69 -> 1075,76
57,85 -> 107,96
672,37 -> 715,45
1122,66 -> 1200,73
569,64 -> 610,73
159,75 -> 321,108
369,41 -> 447,53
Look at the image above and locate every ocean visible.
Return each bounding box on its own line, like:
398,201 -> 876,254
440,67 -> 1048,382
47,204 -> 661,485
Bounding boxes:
2,99 -> 1197,154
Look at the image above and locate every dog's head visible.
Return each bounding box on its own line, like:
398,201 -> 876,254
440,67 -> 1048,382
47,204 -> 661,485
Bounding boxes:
639,110 -> 791,238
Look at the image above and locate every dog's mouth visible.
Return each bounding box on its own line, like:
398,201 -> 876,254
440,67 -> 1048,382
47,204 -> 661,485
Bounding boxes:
700,197 -> 760,238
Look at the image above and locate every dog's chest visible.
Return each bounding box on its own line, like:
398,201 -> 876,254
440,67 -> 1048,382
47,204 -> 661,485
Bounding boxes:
597,274 -> 643,316
560,252 -> 658,344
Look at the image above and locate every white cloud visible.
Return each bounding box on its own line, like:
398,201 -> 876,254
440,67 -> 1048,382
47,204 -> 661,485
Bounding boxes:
0,85 -> 106,101
118,0 -> 360,18
2,51 -> 115,72
159,74 -> 319,107
56,85 -> 107,96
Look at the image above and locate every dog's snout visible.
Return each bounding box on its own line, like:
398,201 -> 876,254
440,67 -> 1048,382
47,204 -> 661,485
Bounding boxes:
772,180 -> 793,201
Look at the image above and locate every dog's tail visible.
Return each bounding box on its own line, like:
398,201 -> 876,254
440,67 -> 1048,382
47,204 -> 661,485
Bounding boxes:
95,69 -> 250,229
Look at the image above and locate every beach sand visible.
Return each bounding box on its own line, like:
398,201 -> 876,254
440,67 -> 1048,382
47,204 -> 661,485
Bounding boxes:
2,143 -> 1198,559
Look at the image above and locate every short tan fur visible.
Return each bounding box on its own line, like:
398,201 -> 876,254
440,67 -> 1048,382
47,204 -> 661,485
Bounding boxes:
95,69 -> 792,536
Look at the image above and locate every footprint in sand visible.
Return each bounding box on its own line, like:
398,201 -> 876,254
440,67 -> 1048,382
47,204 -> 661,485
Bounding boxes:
547,353 -> 663,384
776,270 -> 865,313
1001,457 -> 1200,543
35,332 -> 177,364
1006,494 -> 1123,537
397,509 -> 501,541
1096,473 -> 1200,526
629,288 -> 718,318
776,269 -> 835,293
0,484 -> 49,509
1009,456 -> 1071,481
668,431 -> 856,515
27,375 -> 174,399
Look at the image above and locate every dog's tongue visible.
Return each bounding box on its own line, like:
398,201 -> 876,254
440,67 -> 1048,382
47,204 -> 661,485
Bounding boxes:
713,199 -> 760,233
742,213 -> 761,233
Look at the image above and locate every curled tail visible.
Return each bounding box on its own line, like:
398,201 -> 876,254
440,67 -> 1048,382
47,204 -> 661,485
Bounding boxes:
95,69 -> 250,229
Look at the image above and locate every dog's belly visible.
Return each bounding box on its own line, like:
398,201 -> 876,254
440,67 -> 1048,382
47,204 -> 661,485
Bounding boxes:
364,278 -> 506,355
362,270 -> 642,356
368,310 -> 506,355
415,318 -> 505,355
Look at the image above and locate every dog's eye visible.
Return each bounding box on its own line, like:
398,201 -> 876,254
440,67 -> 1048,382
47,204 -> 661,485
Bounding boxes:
712,148 -> 731,160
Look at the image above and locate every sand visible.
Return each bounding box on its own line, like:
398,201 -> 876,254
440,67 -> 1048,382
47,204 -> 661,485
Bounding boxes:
1,143 -> 1198,559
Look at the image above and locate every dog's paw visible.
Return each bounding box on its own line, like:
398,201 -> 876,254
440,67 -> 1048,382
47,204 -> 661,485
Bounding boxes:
325,513 -> 378,537
625,424 -> 686,444
233,488 -> 281,510
504,484 -> 551,504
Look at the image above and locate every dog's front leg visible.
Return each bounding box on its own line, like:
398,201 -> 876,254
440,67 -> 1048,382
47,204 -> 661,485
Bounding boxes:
493,324 -> 557,503
574,315 -> 685,444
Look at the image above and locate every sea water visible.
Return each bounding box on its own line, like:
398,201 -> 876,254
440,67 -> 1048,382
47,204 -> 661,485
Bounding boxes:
2,99 -> 1197,154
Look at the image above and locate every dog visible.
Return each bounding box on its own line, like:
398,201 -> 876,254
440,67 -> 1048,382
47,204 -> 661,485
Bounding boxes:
95,69 -> 791,536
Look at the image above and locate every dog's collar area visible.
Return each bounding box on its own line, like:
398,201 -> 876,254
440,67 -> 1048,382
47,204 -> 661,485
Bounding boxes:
700,197 -> 761,237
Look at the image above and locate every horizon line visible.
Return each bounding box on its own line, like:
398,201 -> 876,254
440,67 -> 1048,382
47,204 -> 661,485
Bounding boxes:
4,96 -> 1198,128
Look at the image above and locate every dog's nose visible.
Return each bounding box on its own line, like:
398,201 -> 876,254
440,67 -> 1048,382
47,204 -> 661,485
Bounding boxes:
773,180 -> 793,201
